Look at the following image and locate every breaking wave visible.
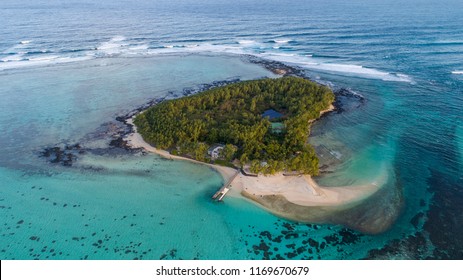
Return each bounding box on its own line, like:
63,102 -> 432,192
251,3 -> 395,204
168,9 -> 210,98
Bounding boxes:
0,37 -> 413,83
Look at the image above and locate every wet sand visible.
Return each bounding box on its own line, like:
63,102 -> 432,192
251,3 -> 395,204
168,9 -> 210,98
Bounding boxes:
124,116 -> 400,234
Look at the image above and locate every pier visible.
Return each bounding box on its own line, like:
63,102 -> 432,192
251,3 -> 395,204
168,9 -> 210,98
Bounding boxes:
212,170 -> 240,202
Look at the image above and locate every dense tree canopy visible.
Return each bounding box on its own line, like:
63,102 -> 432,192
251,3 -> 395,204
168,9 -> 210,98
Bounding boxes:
134,77 -> 334,175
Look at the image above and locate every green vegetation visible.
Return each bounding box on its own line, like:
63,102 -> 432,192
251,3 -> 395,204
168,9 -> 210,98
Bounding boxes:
134,77 -> 334,175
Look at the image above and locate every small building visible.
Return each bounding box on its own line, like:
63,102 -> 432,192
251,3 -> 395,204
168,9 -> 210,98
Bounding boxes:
207,144 -> 224,159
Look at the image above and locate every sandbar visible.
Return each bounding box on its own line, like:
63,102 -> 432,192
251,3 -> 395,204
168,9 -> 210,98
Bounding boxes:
124,115 -> 398,234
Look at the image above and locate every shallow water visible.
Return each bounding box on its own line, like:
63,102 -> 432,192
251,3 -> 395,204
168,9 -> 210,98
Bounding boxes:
1,0 -> 462,259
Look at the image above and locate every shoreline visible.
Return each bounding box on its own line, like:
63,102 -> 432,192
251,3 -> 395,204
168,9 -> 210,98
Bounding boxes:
124,96 -> 336,189
124,109 -> 396,234
120,61 -> 399,234
125,117 -> 238,180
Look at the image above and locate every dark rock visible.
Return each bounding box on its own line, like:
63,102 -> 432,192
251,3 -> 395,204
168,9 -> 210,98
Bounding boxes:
284,233 -> 299,239
40,144 -> 83,167
244,55 -> 304,77
285,251 -> 298,259
338,229 -> 361,245
109,137 -> 130,150
286,243 -> 296,249
333,88 -> 365,113
410,212 -> 425,228
252,241 -> 270,255
282,222 -> 294,231
366,169 -> 463,259
169,249 -> 177,258
272,235 -> 283,243
365,232 -> 428,260
259,231 -> 272,240
307,238 -> 319,248
296,246 -> 306,254
423,169 -> 463,259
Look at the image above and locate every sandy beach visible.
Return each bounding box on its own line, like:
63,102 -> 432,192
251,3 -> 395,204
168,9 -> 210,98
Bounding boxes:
233,173 -> 384,207
125,112 -> 402,234
125,115 -> 385,216
125,117 -> 238,180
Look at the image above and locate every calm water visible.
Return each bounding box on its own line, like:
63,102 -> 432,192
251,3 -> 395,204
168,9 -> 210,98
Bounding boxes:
0,0 -> 462,259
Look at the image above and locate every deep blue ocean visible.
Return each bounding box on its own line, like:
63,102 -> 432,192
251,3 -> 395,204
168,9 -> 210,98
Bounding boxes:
0,0 -> 462,259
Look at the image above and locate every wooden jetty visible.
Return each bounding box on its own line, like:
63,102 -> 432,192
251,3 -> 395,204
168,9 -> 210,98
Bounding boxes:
212,170 -> 240,202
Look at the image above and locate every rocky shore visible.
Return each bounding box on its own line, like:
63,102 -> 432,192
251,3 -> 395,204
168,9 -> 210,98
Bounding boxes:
37,55 -> 400,236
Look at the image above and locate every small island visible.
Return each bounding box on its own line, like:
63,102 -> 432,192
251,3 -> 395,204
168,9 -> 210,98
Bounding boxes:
127,76 -> 397,234
134,76 -> 334,175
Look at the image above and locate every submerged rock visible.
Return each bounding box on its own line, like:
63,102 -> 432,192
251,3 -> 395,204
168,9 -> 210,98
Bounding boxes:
40,144 -> 83,167
333,88 -> 365,113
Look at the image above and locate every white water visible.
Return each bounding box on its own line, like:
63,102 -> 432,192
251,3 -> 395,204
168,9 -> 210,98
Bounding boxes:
0,38 -> 413,83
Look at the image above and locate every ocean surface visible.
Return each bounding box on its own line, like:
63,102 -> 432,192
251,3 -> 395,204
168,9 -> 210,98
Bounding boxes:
0,0 -> 462,259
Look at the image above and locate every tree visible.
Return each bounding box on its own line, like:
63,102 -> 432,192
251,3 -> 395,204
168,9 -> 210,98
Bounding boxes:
220,144 -> 238,161
193,143 -> 209,162
134,77 -> 334,175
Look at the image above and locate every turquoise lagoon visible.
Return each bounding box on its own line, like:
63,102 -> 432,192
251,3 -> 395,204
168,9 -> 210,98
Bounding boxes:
1,0 -> 462,259
0,54 -> 418,259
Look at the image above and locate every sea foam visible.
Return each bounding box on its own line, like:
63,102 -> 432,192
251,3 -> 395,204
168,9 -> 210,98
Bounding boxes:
260,52 -> 413,83
237,40 -> 256,45
0,56 -> 92,71
273,39 -> 292,44
1,38 -> 413,83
